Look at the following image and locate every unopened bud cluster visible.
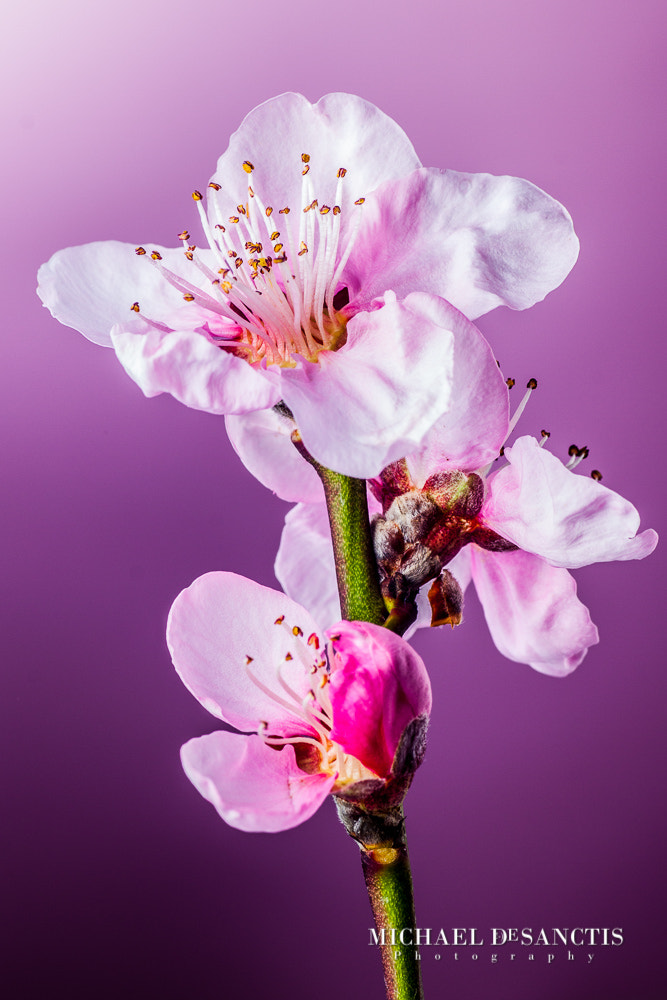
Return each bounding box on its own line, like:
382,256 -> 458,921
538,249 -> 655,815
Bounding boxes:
370,462 -> 515,630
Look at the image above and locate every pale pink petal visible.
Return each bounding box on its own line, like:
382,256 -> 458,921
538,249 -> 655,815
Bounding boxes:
208,92 -> 420,250
470,547 -> 599,677
181,732 -> 334,833
275,503 -> 340,631
482,436 -> 659,569
225,409 -> 324,502
403,303 -> 509,480
167,572 -> 322,735
279,291 -> 462,478
345,168 -> 579,320
111,320 -> 279,414
327,621 -> 431,777
37,241 -> 216,347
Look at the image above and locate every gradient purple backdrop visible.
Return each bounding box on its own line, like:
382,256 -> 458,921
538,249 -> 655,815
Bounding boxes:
3,1 -> 665,997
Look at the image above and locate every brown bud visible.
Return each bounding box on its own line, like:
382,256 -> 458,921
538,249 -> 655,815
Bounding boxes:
427,570 -> 463,628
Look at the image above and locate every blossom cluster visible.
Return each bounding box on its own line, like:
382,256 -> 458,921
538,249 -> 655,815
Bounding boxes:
38,93 -> 656,833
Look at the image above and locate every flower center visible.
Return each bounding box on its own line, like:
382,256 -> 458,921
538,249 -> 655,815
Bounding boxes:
135,155 -> 366,367
244,617 -> 374,785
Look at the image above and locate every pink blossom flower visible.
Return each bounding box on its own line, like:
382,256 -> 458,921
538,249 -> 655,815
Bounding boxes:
38,92 -> 578,478
272,427 -> 657,677
167,572 -> 431,832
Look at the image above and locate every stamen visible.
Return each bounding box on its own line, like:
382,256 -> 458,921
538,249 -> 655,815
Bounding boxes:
506,378 -> 537,437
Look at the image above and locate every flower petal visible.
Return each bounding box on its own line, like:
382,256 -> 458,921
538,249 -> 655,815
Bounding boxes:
37,241 -> 212,347
111,319 -> 279,414
275,503 -> 340,631
208,92 -> 420,249
470,547 -> 599,676
280,291 -> 467,478
167,572 -> 323,735
327,621 -> 431,777
225,409 -> 324,502
181,731 -> 334,833
403,309 -> 509,480
482,436 -> 659,568
345,168 -> 579,320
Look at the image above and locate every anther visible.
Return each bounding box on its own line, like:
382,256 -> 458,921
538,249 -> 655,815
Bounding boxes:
229,216 -> 240,224
273,243 -> 283,253
185,251 -> 194,260
130,302 -> 140,312
568,444 -> 579,457
234,257 -> 243,268
150,251 -> 162,260
298,242 -> 308,256
178,230 -> 190,241
265,206 -> 273,217
355,197 -> 365,205
591,470 -> 603,481
192,190 -> 203,201
135,247 -> 146,255
301,153 -> 310,163
499,446 -> 505,457
320,205 -> 331,214
208,182 -> 221,191
215,224 -> 226,232
302,165 -> 310,176
579,446 -> 589,459
303,199 -> 318,213
333,206 -> 341,215
270,231 -> 280,241
183,294 -> 195,301
285,653 -> 293,661
279,207 -> 290,215
245,655 -> 254,665
242,161 -> 254,173
527,378 -> 538,390
236,204 -> 247,215
307,633 -> 319,649
506,377 -> 515,388
541,429 -> 550,439
292,626 -> 303,637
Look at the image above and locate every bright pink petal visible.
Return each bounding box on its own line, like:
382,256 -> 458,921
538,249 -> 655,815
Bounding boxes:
404,306 -> 509,480
482,436 -> 658,568
327,621 -> 431,777
225,409 -> 324,502
275,503 -> 340,631
345,168 -> 579,320
208,92 -> 420,251
279,291 -> 463,478
181,732 -> 334,833
37,241 -> 212,347
167,572 -> 323,735
470,547 -> 599,677
111,320 -> 279,414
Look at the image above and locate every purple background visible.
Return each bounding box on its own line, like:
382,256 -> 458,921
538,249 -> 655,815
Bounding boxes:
3,1 -> 665,997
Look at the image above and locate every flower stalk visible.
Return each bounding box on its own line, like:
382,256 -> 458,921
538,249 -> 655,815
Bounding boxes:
302,438 -> 424,1000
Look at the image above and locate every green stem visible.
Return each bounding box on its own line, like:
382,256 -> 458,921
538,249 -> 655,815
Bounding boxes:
288,421 -> 424,999
335,801 -> 424,1000
362,837 -> 423,1000
290,430 -> 385,624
